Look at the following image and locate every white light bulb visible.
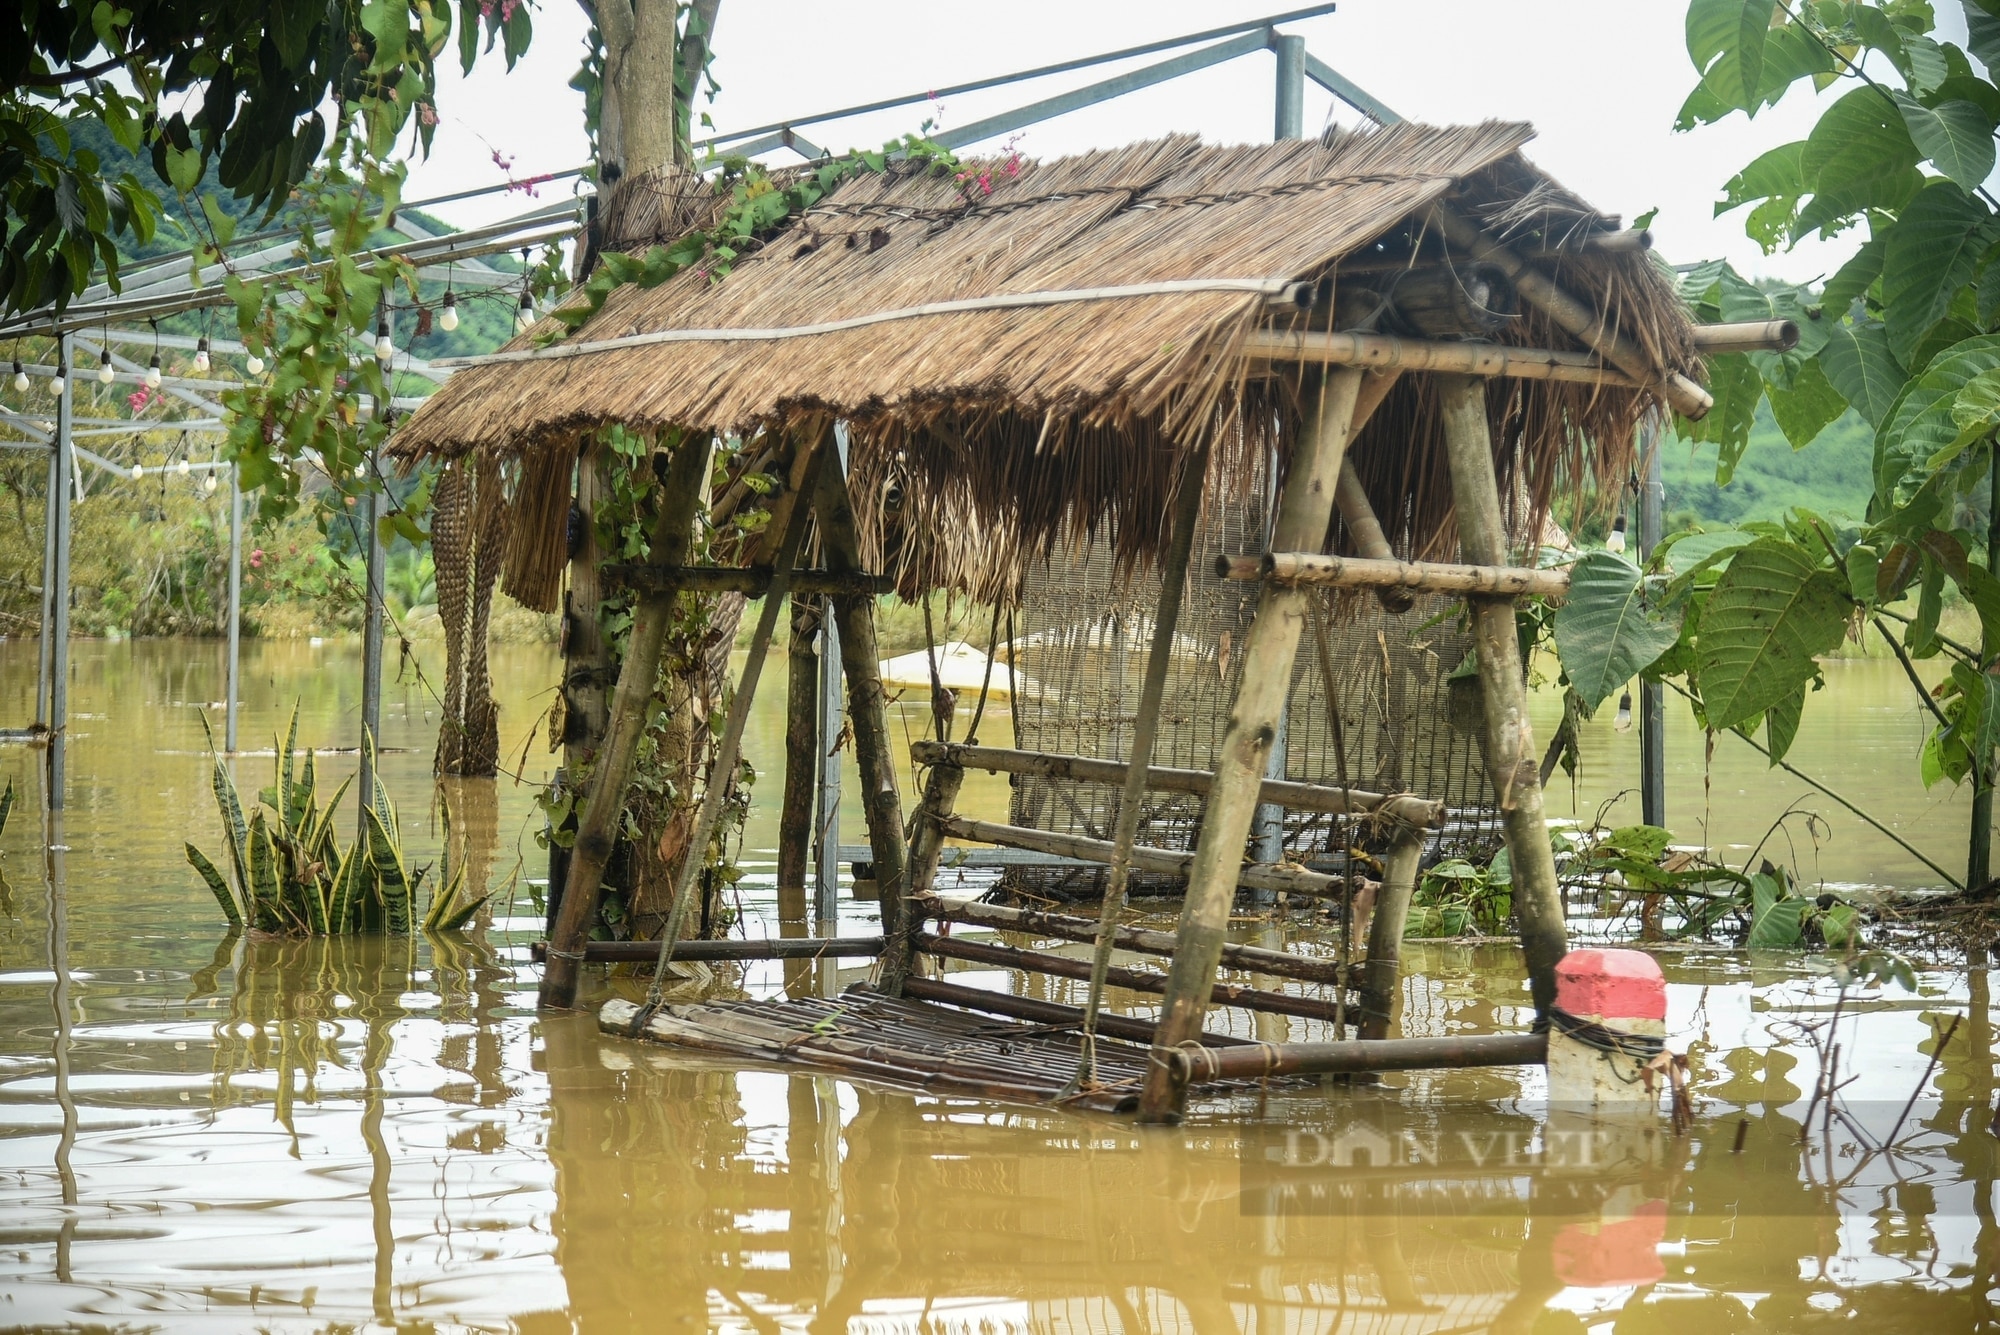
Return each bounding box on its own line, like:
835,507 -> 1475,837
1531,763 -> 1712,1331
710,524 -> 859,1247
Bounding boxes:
177,458 -> 192,476
515,306 -> 535,334
130,463 -> 144,480
203,473 -> 218,494
1606,515 -> 1628,554
1614,690 -> 1634,732
354,461 -> 367,479
10,367 -> 26,393
245,354 -> 264,376
193,350 -> 210,373
375,333 -> 394,361
146,366 -> 161,388
439,297 -> 459,332
98,360 -> 115,385
50,367 -> 64,386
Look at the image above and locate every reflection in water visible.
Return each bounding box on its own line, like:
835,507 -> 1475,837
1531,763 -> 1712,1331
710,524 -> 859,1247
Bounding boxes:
3,640 -> 2000,1328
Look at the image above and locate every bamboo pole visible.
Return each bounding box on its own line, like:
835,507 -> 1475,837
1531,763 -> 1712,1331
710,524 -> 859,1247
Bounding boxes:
1137,367 -> 1371,1123
909,740 -> 1442,826
1690,319 -> 1799,353
531,936 -> 883,962
1217,551 -> 1572,598
1172,1031 -> 1546,1083
777,597 -> 820,926
916,933 -> 1353,1025
1356,827 -> 1425,1041
902,761 -> 966,919
605,565 -> 894,596
898,974 -> 1251,1048
540,433 -> 716,1010
811,447 -> 913,992
1080,441 -> 1208,1078
1335,440 -> 1413,612
912,893 -> 1350,986
1974,455 -> 2000,891
1240,328 -> 1644,389
635,437 -> 826,1005
1426,205 -> 1713,420
940,813 -> 1340,897
1437,373 -> 1568,1022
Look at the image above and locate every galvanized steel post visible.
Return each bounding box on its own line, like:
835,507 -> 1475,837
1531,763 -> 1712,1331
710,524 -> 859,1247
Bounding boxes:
48,334 -> 74,807
1638,417 -> 1666,829
225,464 -> 243,753
1273,32 -> 1306,140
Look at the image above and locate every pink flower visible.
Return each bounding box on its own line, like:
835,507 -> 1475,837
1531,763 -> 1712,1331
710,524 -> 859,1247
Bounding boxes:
418,102 -> 438,128
499,0 -> 520,20
126,386 -> 153,413
249,548 -> 264,569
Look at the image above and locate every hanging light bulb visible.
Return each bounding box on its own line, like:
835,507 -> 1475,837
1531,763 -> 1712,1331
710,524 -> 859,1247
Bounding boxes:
10,359 -> 26,393
1605,513 -> 1628,554
177,457 -> 192,477
50,361 -> 64,387
244,353 -> 265,376
438,291 -> 459,332
515,289 -> 535,333
203,472 -> 219,494
1614,690 -> 1634,732
146,353 -> 162,388
193,337 -> 211,373
98,350 -> 115,384
129,462 -> 144,480
375,315 -> 394,363
353,460 -> 367,479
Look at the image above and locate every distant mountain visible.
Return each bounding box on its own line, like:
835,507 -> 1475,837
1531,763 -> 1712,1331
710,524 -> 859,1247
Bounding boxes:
1662,404 -> 1874,529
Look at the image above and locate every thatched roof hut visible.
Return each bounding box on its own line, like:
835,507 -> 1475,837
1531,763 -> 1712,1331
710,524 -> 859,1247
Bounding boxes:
396,121 -> 1698,606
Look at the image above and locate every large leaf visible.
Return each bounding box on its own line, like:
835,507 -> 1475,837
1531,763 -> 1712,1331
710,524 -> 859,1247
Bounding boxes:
1767,357 -> 1849,448
1687,0 -> 1772,109
1748,871 -> 1808,947
1695,537 -> 1853,730
1683,352 -> 1761,480
1764,681 -> 1807,764
1819,321 -> 1905,427
1881,181 -> 1994,363
1553,552 -> 1685,713
1894,91 -> 1999,189
1801,86 -> 1922,205
1969,0 -> 2000,74
1876,333 -> 2000,501
1823,232 -> 1888,314
187,843 -> 244,928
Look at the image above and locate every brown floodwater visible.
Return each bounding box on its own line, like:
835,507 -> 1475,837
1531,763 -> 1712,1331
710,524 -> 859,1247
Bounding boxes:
0,638 -> 1997,1331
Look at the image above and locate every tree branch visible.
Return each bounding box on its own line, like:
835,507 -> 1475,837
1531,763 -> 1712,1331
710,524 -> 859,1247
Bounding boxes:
593,0 -> 635,53
1873,615 -> 1953,733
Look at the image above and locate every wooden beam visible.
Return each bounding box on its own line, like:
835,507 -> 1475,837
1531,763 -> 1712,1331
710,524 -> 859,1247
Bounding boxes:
940,813 -> 1340,898
1438,373 -> 1569,1022
1172,1032 -> 1546,1083
776,597 -> 819,925
1356,827 -> 1425,1041
1427,204 -> 1713,420
1334,447 -> 1413,613
811,437 -> 913,992
896,975 -> 1253,1048
532,936 -> 883,963
1138,367 -> 1371,1123
1240,328 -> 1642,388
909,740 -> 1444,827
916,933 -> 1353,1026
1217,551 -> 1572,598
540,434 -> 715,1010
603,565 -> 895,596
912,892 -> 1351,987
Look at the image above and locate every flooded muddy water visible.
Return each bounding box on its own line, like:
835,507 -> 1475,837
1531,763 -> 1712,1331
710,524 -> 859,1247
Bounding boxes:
0,638 -> 1996,1331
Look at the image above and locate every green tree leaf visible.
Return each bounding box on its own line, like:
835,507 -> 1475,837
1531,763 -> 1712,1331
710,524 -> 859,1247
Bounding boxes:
1748,871 -> 1807,946
1765,681 -> 1807,763
1802,86 -> 1922,204
1881,181 -> 1994,363
1819,321 -> 1905,426
1876,333 -> 2000,500
1553,552 -> 1684,713
1684,352 -> 1763,480
1893,91 -> 1999,190
1767,355 -> 1849,447
1695,536 -> 1853,730
1687,0 -> 1773,109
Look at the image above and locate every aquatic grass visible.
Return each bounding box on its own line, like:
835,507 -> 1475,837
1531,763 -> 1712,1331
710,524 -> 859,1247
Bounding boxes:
188,701 -> 495,936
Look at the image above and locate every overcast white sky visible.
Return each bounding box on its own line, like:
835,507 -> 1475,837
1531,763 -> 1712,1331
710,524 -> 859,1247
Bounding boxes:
409,0 -> 1951,283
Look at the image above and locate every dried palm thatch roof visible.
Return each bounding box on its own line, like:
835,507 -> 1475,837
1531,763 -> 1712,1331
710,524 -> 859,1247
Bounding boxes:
394,121 -> 1699,606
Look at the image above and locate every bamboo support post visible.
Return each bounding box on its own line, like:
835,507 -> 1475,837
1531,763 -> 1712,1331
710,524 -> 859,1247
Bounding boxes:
636,436 -> 826,1001
911,892 -> 1349,986
901,760 -> 966,968
603,565 -> 894,596
1335,446 -> 1413,613
1356,827 -> 1425,1041
531,936 -> 884,963
908,741 -> 1443,826
1080,441 -> 1208,1077
1240,328 -> 1643,388
811,445 -> 913,992
540,434 -> 716,1010
1690,319 -> 1800,354
1137,367 -> 1373,1123
777,597 -> 820,926
940,813 -> 1340,898
1426,204 -> 1713,420
1172,1031 -> 1546,1083
915,933 -> 1353,1025
1219,551 -> 1572,598
896,975 -> 1251,1048
1438,373 -> 1569,1021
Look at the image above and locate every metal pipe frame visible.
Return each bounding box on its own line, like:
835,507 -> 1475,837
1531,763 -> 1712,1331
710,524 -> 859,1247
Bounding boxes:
48,334 -> 74,805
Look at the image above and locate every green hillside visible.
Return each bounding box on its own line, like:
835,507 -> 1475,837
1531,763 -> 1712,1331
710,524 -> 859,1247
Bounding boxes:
1661,403 -> 1874,528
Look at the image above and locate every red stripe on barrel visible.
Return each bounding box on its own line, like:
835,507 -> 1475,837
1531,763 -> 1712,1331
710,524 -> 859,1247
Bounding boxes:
1555,948 -> 1666,1022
